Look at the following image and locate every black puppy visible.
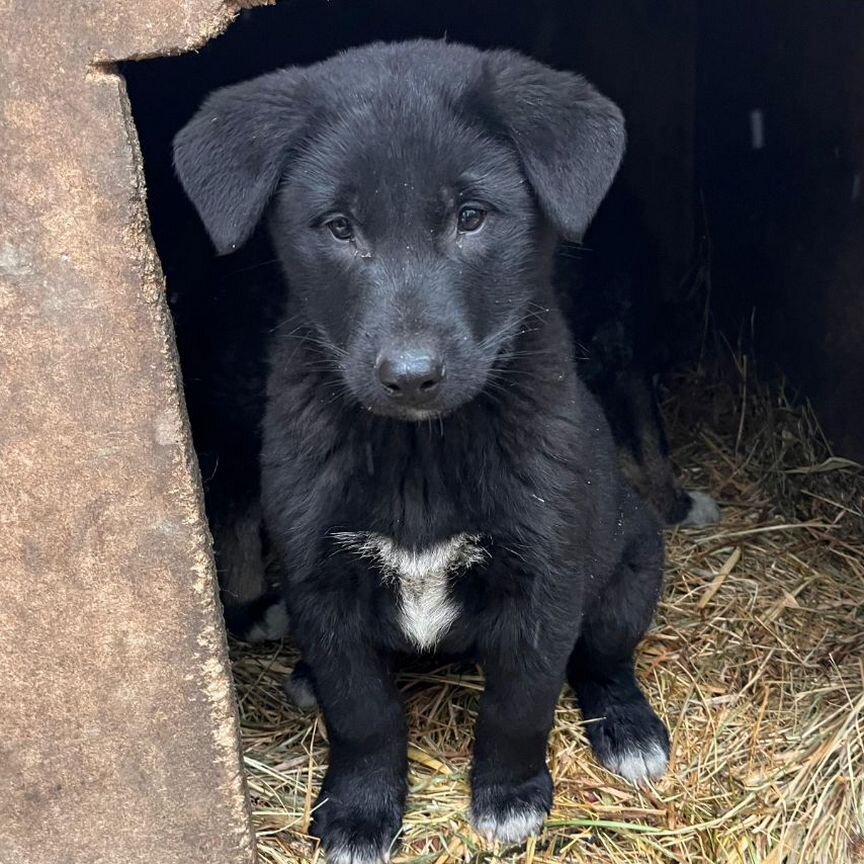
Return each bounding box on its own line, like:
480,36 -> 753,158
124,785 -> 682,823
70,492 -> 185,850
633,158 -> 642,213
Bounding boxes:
175,41 -> 670,863
558,184 -> 721,528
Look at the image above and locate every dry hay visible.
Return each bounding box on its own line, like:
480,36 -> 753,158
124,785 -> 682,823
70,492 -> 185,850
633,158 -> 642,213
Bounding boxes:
230,355 -> 864,864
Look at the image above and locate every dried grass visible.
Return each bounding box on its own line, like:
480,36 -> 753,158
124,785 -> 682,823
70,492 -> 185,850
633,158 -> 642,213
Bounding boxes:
230,354 -> 864,864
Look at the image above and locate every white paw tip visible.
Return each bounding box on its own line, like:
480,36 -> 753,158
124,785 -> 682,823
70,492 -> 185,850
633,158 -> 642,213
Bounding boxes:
608,741 -> 669,785
284,673 -> 318,711
471,805 -> 547,844
325,844 -> 389,864
681,491 -> 721,527
245,601 -> 289,643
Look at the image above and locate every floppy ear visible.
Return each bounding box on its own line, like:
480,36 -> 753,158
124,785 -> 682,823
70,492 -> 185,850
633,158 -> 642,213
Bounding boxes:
485,52 -> 626,241
173,68 -> 309,255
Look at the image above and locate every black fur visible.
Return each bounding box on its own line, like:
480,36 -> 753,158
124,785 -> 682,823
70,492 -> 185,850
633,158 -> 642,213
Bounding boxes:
557,184 -> 720,527
175,40 -> 669,862
169,227 -> 287,640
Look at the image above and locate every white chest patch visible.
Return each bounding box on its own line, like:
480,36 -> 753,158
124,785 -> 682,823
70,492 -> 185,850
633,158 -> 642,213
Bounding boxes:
331,531 -> 486,650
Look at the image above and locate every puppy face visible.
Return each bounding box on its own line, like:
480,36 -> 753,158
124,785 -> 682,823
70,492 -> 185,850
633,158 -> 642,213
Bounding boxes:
269,98 -> 540,419
174,41 -> 625,420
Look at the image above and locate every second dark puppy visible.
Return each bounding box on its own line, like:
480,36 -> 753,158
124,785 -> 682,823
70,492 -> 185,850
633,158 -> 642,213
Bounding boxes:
175,40 -> 670,864
558,183 -> 721,528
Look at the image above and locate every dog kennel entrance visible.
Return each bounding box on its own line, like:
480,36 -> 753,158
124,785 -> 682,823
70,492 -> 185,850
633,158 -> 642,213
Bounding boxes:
0,2 -> 256,864
119,1 -> 864,862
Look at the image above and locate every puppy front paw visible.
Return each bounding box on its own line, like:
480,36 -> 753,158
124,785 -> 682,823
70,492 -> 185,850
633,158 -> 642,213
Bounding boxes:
587,700 -> 670,786
470,768 -> 552,844
312,783 -> 403,864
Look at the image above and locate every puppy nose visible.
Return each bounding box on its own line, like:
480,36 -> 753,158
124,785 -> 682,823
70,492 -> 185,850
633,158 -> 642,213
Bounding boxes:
376,350 -> 445,404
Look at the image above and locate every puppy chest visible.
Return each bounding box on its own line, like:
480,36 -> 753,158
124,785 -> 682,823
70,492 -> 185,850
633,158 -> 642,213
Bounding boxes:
332,532 -> 486,650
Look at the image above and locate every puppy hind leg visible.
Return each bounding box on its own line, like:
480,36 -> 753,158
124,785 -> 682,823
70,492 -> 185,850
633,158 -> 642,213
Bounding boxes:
612,371 -> 720,527
679,490 -> 721,527
212,504 -> 289,642
568,522 -> 670,785
284,658 -> 319,712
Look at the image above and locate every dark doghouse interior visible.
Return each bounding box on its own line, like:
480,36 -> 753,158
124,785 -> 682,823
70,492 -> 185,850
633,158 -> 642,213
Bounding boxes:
122,0 -> 864,466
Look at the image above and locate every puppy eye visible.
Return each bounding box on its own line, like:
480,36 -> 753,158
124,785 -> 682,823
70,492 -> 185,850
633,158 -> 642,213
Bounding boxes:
457,206 -> 486,233
326,216 -> 354,241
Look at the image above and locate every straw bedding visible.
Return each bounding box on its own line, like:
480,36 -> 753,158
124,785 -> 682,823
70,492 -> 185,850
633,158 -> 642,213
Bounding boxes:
229,355 -> 864,864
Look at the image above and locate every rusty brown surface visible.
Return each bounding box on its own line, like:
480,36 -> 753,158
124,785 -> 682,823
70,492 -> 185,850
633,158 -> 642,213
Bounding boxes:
0,2 -> 261,863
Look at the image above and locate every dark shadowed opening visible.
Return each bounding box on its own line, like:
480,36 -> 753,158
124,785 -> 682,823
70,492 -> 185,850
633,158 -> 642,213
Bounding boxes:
122,0 -> 864,462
